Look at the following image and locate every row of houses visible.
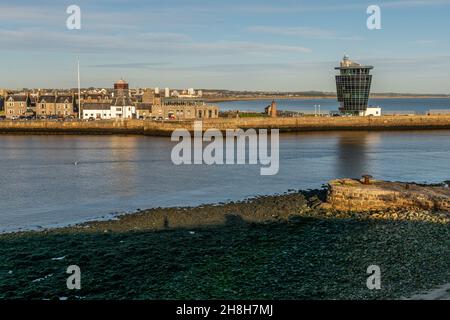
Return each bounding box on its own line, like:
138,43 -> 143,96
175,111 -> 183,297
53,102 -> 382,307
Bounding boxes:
81,80 -> 219,120
3,94 -> 76,118
82,98 -> 218,120
1,80 -> 219,120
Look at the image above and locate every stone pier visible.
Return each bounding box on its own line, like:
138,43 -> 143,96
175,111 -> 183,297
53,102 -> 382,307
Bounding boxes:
322,178 -> 450,212
3,114 -> 450,136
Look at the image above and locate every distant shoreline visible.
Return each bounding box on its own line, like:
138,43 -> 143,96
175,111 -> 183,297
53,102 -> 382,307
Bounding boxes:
205,95 -> 450,103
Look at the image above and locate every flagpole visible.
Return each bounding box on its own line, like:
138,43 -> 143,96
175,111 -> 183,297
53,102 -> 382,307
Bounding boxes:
77,57 -> 81,120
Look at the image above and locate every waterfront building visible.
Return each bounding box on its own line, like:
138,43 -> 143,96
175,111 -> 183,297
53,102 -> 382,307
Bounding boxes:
136,103 -> 153,119
363,106 -> 382,117
55,95 -> 76,118
82,103 -> 112,120
82,79 -> 135,120
111,79 -> 135,119
335,55 -> 374,115
135,97 -> 218,120
265,100 -> 278,117
161,98 -> 219,119
4,95 -> 31,118
36,95 -> 57,117
133,87 -> 219,120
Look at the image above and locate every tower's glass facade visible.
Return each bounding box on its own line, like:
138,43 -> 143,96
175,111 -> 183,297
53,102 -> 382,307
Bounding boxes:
335,56 -> 374,115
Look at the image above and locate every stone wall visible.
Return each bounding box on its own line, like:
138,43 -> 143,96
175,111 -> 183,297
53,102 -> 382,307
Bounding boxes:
2,115 -> 450,136
323,179 -> 450,212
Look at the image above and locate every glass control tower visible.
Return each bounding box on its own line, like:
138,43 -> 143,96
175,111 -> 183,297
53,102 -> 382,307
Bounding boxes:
335,55 -> 374,115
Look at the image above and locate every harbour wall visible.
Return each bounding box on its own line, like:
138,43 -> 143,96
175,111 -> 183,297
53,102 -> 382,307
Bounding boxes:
2,115 -> 450,136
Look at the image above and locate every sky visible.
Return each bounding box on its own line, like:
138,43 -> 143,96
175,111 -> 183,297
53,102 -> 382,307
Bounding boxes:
1,0 -> 450,93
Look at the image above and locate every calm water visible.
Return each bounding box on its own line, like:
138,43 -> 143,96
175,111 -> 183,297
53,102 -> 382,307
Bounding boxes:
217,98 -> 450,114
1,131 -> 450,233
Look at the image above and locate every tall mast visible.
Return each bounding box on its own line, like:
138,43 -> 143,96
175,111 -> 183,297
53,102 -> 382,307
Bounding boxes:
77,57 -> 81,119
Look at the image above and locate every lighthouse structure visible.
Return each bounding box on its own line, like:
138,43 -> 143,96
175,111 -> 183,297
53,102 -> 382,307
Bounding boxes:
335,55 -> 374,116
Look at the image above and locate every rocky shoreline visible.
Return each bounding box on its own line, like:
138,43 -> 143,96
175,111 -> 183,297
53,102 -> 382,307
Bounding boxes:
7,184 -> 447,237
0,187 -> 449,300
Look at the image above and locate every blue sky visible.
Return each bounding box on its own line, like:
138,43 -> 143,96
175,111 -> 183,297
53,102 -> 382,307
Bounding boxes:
1,0 -> 450,93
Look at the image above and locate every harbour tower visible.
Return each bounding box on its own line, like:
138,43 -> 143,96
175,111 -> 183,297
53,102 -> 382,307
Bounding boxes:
113,78 -> 130,98
335,55 -> 374,115
112,79 -> 135,119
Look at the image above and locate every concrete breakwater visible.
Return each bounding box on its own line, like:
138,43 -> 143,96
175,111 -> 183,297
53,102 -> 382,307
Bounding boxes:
3,115 -> 450,135
322,178 -> 450,223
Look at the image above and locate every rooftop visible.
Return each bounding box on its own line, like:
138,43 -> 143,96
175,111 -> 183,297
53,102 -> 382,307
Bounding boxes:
335,55 -> 373,70
115,79 -> 128,85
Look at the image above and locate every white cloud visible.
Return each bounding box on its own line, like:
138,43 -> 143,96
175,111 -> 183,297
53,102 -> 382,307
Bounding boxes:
0,28 -> 311,55
236,0 -> 450,13
381,0 -> 450,8
247,26 -> 364,41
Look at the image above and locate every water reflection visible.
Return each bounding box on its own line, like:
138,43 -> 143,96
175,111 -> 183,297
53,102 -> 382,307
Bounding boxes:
108,137 -> 138,195
0,131 -> 449,232
336,132 -> 381,179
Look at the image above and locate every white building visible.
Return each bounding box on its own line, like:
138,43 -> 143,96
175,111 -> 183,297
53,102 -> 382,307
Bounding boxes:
361,106 -> 382,117
82,79 -> 137,120
82,103 -> 112,120
111,105 -> 136,119
82,104 -> 136,120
